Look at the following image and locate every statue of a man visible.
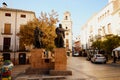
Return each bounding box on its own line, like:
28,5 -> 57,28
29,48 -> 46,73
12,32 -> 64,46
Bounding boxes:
34,27 -> 43,48
55,24 -> 66,48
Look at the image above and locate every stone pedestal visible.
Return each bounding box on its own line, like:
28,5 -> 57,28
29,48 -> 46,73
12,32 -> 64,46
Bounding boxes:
54,48 -> 67,70
26,48 -> 72,75
30,49 -> 54,69
49,48 -> 72,76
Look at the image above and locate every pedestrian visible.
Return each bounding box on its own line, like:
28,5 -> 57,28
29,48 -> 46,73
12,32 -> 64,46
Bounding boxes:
104,53 -> 108,62
112,51 -> 116,63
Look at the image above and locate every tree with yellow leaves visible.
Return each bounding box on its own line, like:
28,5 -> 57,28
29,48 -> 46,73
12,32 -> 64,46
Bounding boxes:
18,10 -> 59,51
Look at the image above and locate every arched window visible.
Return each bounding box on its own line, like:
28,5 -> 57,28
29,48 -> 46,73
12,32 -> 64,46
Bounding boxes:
65,16 -> 68,20
66,27 -> 68,29
107,23 -> 111,34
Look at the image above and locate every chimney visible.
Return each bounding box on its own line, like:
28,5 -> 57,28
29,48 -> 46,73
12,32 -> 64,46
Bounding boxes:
2,2 -> 7,8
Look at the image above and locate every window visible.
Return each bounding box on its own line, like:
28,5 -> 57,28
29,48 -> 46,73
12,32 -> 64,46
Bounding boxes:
66,43 -> 69,48
107,10 -> 110,15
102,26 -> 106,35
5,13 -> 11,17
20,25 -> 25,30
66,39 -> 69,48
4,24 -> 11,34
66,27 -> 68,29
65,16 -> 68,20
66,32 -> 69,35
21,14 -> 26,18
66,39 -> 69,43
107,23 -> 111,34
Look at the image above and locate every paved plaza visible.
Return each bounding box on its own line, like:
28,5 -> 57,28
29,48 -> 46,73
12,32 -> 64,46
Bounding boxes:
12,57 -> 120,80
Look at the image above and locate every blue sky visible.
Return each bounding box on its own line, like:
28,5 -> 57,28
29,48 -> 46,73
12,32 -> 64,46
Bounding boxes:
0,0 -> 108,38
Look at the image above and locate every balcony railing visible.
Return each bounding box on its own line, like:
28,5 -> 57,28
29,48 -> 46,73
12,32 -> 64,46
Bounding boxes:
1,32 -> 13,35
0,45 -> 20,52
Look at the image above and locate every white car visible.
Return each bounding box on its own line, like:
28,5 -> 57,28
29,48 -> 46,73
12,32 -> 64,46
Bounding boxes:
91,54 -> 106,63
72,52 -> 79,57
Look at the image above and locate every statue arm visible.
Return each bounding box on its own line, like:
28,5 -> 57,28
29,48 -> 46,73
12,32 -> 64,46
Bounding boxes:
59,28 -> 66,32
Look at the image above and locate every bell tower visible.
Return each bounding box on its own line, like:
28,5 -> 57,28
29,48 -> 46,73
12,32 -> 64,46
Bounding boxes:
61,11 -> 72,52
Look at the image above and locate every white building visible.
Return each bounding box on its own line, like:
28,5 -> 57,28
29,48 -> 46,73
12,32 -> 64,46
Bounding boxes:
80,0 -> 120,49
0,3 -> 35,51
61,11 -> 73,51
0,3 -> 35,64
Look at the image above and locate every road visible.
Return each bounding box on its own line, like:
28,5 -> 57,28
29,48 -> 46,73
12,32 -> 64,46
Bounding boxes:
67,56 -> 120,80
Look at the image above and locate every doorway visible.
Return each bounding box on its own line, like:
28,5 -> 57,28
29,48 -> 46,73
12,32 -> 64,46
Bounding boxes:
19,53 -> 26,64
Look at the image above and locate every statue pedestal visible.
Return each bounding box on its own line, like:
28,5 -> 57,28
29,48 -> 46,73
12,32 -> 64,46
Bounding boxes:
49,48 -> 72,76
26,49 -> 54,74
30,49 -> 54,69
26,48 -> 72,75
54,48 -> 67,70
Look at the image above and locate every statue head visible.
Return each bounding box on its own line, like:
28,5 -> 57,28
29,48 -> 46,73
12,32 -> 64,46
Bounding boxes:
59,24 -> 62,28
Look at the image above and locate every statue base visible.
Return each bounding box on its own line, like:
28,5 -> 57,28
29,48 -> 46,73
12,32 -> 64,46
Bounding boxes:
50,48 -> 72,76
54,48 -> 67,70
30,49 -> 54,69
26,48 -> 72,76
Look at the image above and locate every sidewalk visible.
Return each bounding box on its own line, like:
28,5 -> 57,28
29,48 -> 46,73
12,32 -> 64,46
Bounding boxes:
11,65 -> 30,80
107,59 -> 120,66
12,65 -> 67,80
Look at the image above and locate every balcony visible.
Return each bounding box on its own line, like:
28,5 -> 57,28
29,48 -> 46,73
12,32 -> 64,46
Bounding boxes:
1,32 -> 12,35
0,45 -> 20,52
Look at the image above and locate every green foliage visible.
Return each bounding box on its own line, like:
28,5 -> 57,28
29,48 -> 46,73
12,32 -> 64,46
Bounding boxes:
103,35 -> 120,54
92,40 -> 102,50
92,35 -> 120,55
18,10 -> 59,51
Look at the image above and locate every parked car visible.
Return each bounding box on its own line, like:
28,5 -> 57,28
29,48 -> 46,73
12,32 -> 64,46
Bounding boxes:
91,54 -> 106,64
72,52 -> 79,57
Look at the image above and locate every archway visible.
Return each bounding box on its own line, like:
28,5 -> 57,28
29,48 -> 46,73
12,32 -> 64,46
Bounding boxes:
19,53 -> 26,64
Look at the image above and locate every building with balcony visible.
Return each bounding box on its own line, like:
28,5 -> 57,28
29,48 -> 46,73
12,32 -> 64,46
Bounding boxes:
80,0 -> 120,49
0,3 -> 35,64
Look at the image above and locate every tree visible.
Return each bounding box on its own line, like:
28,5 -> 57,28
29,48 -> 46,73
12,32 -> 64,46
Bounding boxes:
91,40 -> 102,50
92,35 -> 120,56
102,35 -> 120,54
18,10 -> 59,51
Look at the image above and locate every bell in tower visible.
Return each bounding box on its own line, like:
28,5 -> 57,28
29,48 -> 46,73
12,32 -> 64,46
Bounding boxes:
63,11 -> 71,21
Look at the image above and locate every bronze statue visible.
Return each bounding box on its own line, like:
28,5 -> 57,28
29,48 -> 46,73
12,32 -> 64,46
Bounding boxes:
55,24 -> 66,48
34,27 -> 43,48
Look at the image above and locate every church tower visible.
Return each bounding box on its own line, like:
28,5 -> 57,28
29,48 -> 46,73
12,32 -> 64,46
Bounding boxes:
61,11 -> 72,51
